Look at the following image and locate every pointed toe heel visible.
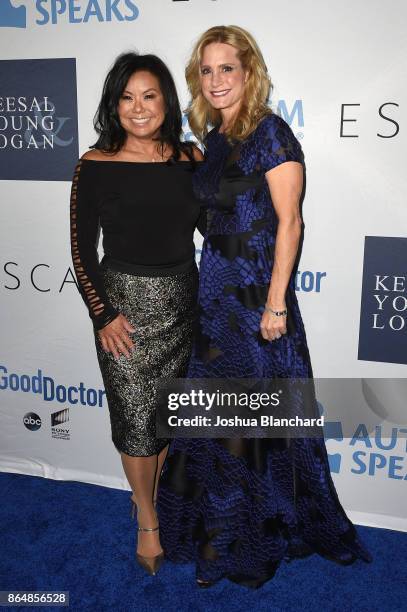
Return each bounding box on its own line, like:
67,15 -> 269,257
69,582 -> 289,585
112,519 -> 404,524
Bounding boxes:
130,499 -> 164,577
136,526 -> 164,576
137,548 -> 165,576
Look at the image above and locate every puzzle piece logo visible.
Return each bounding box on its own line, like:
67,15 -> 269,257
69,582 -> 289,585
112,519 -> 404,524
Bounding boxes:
318,401 -> 343,474
0,0 -> 26,28
327,451 -> 342,474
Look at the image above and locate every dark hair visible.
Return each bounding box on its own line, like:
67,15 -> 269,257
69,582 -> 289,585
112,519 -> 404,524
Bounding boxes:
92,52 -> 194,162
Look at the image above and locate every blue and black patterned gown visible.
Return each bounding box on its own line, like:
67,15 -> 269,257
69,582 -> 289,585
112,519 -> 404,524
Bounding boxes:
157,113 -> 372,588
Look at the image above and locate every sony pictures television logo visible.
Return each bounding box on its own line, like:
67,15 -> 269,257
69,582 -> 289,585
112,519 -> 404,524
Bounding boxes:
0,58 -> 79,181
51,407 -> 70,440
358,236 -> 407,365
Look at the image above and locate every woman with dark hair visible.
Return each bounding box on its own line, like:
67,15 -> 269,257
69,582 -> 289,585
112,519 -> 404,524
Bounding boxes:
69,52 -> 203,576
157,26 -> 372,588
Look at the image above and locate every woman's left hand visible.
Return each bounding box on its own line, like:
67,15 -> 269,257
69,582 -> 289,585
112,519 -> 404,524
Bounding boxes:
260,306 -> 287,341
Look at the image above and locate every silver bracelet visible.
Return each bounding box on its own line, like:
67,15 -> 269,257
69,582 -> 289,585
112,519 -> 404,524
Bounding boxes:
265,306 -> 287,317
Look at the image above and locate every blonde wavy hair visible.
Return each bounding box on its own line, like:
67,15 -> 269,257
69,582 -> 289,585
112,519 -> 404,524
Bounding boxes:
185,25 -> 272,142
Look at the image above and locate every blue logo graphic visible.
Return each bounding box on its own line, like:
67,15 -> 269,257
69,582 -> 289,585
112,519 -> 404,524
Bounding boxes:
0,58 -> 79,180
0,1 -> 139,28
320,398 -> 407,480
0,365 -> 106,408
358,236 -> 407,365
318,401 -> 343,473
267,99 -> 304,140
277,100 -> 304,128
295,271 -> 326,293
0,1 -> 26,28
193,251 -> 326,293
350,424 -> 407,480
35,0 -> 139,25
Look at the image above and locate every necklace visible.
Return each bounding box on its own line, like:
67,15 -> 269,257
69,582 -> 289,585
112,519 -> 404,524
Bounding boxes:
122,144 -> 168,163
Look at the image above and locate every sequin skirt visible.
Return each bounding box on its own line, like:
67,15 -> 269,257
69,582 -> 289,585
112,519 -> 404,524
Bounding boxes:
94,265 -> 199,457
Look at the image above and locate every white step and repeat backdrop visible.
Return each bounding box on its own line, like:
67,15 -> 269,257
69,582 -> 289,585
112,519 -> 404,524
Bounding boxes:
0,0 -> 406,531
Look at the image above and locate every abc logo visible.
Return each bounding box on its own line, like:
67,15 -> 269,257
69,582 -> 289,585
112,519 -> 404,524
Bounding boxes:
23,412 -> 42,431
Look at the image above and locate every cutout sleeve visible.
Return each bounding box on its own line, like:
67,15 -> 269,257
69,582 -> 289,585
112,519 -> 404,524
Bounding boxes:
70,160 -> 119,330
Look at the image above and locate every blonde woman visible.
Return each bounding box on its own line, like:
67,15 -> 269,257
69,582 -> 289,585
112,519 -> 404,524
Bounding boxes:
157,26 -> 372,587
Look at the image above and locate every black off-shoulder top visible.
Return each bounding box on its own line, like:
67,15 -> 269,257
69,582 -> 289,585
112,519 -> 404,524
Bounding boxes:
70,159 -> 205,330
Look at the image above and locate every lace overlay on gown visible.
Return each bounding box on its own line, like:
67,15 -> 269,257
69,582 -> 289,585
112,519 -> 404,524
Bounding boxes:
157,114 -> 372,588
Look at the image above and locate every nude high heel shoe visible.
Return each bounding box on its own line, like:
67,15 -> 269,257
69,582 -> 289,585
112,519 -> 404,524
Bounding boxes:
131,499 -> 164,576
136,526 -> 164,576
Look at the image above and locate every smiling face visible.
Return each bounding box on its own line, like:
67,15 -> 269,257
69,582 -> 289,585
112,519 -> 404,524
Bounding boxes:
117,70 -> 166,141
199,42 -> 248,118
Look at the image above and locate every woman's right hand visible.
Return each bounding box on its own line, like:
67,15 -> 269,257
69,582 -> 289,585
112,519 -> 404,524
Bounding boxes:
98,314 -> 135,360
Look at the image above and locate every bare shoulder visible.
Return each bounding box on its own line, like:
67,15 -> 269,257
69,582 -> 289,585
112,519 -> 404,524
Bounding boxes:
81,149 -> 114,161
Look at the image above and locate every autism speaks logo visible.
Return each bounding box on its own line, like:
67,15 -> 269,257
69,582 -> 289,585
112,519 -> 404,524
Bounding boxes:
0,1 -> 139,28
320,380 -> 407,481
325,421 -> 407,482
0,1 -> 26,28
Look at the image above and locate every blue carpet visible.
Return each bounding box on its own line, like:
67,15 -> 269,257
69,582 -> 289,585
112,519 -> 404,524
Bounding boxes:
0,471 -> 405,612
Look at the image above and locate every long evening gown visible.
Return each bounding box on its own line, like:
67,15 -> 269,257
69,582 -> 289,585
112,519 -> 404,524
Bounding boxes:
157,113 -> 372,588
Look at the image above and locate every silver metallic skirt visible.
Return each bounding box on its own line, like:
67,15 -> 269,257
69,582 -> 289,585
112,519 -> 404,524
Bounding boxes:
94,264 -> 199,457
